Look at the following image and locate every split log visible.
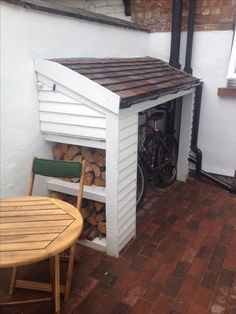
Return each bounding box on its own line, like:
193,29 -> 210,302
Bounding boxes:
71,177 -> 80,183
98,222 -> 106,235
101,171 -> 106,180
95,177 -> 105,187
88,200 -> 96,211
87,215 -> 98,226
57,143 -> 68,154
73,155 -> 83,162
81,147 -> 94,163
81,207 -> 90,219
86,162 -> 93,173
63,154 -> 71,161
80,225 -> 93,239
92,164 -> 101,177
95,201 -> 104,212
87,226 -> 99,241
96,211 -> 106,222
96,149 -> 106,157
84,172 -> 94,186
67,146 -> 80,160
52,147 -> 64,160
50,192 -> 67,200
93,152 -> 106,167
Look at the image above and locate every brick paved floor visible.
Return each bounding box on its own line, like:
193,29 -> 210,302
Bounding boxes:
0,173 -> 236,314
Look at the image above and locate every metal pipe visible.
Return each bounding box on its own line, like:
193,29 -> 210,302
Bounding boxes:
169,0 -> 183,69
184,0 -> 196,74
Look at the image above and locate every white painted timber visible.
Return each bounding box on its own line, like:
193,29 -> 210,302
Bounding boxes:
117,113 -> 138,251
43,134 -> 105,149
78,237 -> 106,252
177,91 -> 195,182
34,58 -> 120,114
47,178 -> 106,202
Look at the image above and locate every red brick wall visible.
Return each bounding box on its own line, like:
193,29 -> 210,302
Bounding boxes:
132,0 -> 236,32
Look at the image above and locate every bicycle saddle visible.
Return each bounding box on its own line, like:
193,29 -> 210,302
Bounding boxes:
150,112 -> 165,121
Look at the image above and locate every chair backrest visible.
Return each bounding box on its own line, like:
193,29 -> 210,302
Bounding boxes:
28,157 -> 86,211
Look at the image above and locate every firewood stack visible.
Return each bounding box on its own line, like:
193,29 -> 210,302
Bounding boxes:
52,143 -> 106,186
50,192 -> 106,240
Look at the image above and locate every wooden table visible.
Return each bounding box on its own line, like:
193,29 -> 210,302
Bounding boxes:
0,196 -> 83,313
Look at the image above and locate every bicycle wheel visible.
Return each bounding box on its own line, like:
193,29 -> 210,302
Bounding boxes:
156,134 -> 178,187
136,160 -> 146,209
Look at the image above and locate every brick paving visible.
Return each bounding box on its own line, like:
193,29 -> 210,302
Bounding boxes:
0,173 -> 236,314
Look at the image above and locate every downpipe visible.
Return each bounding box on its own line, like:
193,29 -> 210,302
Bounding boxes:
189,85 -> 236,194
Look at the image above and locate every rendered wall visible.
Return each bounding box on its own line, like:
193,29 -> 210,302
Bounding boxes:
0,2 -> 148,198
149,30 -> 236,177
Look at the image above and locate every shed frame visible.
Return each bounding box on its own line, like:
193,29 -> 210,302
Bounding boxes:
35,58 -> 196,257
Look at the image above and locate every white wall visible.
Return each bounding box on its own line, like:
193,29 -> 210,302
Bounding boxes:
43,0 -> 131,21
0,2 -> 148,198
149,31 -> 236,177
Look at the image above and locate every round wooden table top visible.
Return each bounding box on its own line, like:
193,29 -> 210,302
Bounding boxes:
0,196 -> 83,268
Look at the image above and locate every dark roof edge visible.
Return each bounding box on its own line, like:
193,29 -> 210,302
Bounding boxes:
120,81 -> 203,108
2,0 -> 149,32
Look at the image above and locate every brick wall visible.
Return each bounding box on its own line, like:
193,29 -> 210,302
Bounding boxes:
132,0 -> 236,32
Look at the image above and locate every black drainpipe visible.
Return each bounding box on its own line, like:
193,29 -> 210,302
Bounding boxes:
167,0 -> 183,135
185,0 -> 236,193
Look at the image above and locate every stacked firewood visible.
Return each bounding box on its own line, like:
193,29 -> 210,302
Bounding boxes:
50,192 -> 106,240
52,143 -> 106,186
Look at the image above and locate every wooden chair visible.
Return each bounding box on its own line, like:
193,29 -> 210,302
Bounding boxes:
10,157 -> 86,306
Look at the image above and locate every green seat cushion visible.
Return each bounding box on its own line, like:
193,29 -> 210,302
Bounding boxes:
33,158 -> 82,178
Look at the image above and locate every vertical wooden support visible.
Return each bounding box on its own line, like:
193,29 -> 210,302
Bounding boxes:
106,112 -> 120,257
54,255 -> 60,314
106,112 -> 138,257
9,267 -> 17,295
177,91 -> 195,181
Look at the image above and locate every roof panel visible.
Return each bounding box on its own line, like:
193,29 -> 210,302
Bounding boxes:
51,57 -> 200,108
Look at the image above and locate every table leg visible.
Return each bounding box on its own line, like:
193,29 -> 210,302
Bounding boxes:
9,267 -> 17,295
54,255 -> 60,314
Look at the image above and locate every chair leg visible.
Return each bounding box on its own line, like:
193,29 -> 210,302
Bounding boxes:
64,245 -> 75,302
9,267 -> 17,295
54,255 -> 60,314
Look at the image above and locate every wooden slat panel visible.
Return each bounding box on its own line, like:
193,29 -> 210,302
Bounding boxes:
1,219 -> 73,229
41,122 -> 106,140
0,250 -> 47,267
119,143 -> 137,163
38,91 -> 78,103
0,241 -> 50,251
40,112 -> 106,128
0,199 -> 51,207
1,233 -> 58,243
1,214 -> 72,224
0,225 -> 66,236
39,102 -> 104,117
0,204 -> 58,211
119,133 -> 137,151
0,209 -> 65,217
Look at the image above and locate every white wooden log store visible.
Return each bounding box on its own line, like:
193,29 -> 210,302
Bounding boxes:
34,57 -> 200,257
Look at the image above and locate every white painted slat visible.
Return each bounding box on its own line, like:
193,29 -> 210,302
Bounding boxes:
119,152 -> 137,172
39,90 -> 78,104
118,212 -> 136,235
119,163 -> 137,183
119,123 -> 138,140
41,122 -> 106,140
47,178 -> 106,203
119,172 -> 136,193
118,188 -> 136,212
118,180 -> 136,202
78,237 -> 106,252
119,134 -> 137,151
119,143 -> 137,163
40,112 -> 106,129
118,197 -> 136,222
119,114 -> 137,130
118,229 -> 135,251
39,102 -> 104,117
43,134 -> 106,149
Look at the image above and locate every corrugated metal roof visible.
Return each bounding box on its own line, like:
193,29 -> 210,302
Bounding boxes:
51,57 -> 200,108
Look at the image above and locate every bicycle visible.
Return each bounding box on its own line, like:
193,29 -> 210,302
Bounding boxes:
136,103 -> 178,208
